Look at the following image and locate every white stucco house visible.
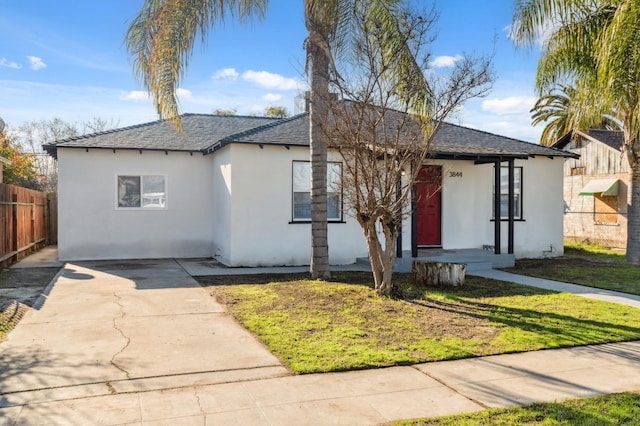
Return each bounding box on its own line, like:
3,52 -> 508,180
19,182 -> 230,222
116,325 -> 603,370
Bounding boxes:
44,113 -> 574,266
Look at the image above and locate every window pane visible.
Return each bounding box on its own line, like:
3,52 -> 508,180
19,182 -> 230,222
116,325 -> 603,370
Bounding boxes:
118,176 -> 141,208
142,176 -> 166,208
293,192 -> 311,219
495,167 -> 522,219
292,162 -> 342,221
293,162 -> 309,192
328,163 -> 341,190
327,192 -> 340,219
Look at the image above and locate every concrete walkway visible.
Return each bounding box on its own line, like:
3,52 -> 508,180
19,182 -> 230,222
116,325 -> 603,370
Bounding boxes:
2,251 -> 640,424
470,269 -> 640,309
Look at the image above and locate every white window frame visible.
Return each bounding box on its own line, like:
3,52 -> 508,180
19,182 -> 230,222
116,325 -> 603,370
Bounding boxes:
116,174 -> 168,210
292,161 -> 342,222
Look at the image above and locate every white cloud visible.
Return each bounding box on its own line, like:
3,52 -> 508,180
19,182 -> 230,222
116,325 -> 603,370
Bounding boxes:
263,93 -> 282,102
430,55 -> 463,68
120,90 -> 150,102
211,68 -> 239,80
481,96 -> 537,115
27,56 -> 46,70
0,58 -> 22,69
242,70 -> 300,90
176,88 -> 192,99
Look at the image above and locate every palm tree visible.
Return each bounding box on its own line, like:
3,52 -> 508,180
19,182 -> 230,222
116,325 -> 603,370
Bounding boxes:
512,0 -> 640,264
126,0 -> 427,279
531,84 -> 620,146
530,84 -> 575,146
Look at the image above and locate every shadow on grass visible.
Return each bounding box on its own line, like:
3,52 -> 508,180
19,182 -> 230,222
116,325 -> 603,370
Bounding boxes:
196,271 -> 378,286
406,279 -> 640,347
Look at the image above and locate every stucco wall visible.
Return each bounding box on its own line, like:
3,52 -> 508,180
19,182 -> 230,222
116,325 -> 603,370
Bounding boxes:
400,157 -> 565,258
211,146 -> 232,264
218,144 -> 368,266
57,148 -> 215,260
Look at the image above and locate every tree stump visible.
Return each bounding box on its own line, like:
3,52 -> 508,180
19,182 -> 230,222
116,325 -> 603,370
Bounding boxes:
412,261 -> 466,287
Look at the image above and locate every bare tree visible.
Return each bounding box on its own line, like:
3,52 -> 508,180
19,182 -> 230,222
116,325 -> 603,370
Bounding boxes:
212,108 -> 237,116
264,106 -> 288,118
14,117 -> 119,192
320,7 -> 493,296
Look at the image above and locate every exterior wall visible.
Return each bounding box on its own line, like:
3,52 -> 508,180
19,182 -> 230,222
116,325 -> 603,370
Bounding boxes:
564,172 -> 629,249
401,157 -> 566,258
57,148 -> 215,260
562,138 -> 629,249
211,146 -> 232,264
218,144 -> 368,266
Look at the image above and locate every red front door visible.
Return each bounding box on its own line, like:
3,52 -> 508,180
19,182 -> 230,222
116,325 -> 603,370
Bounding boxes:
416,165 -> 442,246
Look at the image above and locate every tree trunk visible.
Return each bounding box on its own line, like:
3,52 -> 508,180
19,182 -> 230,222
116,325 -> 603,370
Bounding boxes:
627,160 -> 640,264
377,220 -> 398,297
307,29 -> 331,279
361,220 -> 384,288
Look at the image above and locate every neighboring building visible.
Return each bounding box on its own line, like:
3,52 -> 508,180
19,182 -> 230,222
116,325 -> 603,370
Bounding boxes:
552,129 -> 628,249
44,113 -> 574,265
0,155 -> 10,183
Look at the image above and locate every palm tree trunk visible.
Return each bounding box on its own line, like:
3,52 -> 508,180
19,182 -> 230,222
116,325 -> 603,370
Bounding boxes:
307,29 -> 331,279
627,159 -> 640,264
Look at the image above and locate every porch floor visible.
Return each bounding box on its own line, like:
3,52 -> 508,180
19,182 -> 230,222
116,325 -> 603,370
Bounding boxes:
387,248 -> 515,273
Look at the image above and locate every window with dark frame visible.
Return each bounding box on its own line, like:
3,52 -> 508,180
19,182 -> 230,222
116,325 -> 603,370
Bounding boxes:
492,166 -> 522,220
117,175 -> 166,209
292,161 -> 342,221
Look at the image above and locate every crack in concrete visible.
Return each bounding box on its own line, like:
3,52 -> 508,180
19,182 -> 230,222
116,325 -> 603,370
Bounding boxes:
110,292 -> 132,379
194,387 -> 206,424
411,365 -> 491,409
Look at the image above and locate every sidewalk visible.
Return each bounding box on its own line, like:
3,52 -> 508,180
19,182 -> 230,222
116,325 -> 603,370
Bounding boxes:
3,341 -> 640,425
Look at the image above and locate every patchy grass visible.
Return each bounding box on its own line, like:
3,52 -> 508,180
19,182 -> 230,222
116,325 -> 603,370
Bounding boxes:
206,273 -> 640,374
395,392 -> 640,425
507,243 -> 640,295
0,267 -> 60,341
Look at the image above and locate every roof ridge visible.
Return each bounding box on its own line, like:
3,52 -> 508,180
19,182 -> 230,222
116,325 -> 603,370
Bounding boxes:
208,113 -> 308,150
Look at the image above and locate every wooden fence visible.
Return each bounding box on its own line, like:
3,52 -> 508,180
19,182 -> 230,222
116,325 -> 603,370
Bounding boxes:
0,183 -> 57,267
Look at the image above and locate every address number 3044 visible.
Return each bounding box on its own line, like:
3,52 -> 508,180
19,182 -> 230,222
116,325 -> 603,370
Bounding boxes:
448,171 -> 463,178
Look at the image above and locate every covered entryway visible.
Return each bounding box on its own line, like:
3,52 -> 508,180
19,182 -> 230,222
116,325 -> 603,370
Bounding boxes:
416,165 -> 442,246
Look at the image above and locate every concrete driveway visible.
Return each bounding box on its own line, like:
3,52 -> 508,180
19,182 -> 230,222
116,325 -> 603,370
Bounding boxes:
0,259 -> 287,407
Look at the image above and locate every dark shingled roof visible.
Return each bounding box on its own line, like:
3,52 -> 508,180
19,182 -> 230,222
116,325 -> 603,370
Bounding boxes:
44,112 -> 574,160
43,114 -> 279,157
586,129 -> 623,151
552,129 -> 623,153
430,122 -> 574,159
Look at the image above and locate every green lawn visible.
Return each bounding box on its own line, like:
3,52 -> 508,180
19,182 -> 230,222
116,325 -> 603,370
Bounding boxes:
208,273 -> 640,374
507,243 -> 640,295
396,392 -> 640,425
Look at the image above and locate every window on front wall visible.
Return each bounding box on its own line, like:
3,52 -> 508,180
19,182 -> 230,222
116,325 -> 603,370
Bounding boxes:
493,166 -> 522,220
117,175 -> 166,209
292,161 -> 342,221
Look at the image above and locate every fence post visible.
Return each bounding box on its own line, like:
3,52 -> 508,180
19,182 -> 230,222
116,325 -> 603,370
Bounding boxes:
12,193 -> 18,263
31,195 -> 36,251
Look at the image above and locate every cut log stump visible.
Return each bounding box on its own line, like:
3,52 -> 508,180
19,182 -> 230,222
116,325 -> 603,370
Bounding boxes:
412,261 -> 466,287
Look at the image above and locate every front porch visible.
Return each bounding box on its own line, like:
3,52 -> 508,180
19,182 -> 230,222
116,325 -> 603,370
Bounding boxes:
356,248 -> 515,273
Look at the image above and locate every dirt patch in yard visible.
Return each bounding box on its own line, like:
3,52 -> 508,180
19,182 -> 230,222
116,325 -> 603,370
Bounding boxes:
0,267 -> 61,339
510,255 -> 618,271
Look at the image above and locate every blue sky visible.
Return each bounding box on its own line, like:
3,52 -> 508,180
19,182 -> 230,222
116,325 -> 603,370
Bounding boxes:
0,0 -> 544,142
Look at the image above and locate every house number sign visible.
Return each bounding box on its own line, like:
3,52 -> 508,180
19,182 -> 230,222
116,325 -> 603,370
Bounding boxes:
448,171 -> 463,178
